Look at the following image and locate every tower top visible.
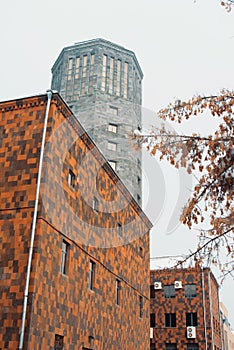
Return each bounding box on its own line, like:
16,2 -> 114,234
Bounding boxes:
52,38 -> 143,79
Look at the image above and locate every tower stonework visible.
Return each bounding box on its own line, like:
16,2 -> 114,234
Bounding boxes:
51,38 -> 143,203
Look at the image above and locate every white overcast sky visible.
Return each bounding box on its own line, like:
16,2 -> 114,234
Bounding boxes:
1,0 -> 234,326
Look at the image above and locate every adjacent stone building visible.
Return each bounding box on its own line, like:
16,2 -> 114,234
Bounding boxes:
150,263 -> 222,350
0,92 -> 152,349
51,38 -> 143,204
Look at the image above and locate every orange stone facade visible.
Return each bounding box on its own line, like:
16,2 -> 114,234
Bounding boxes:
150,265 -> 222,350
0,93 -> 152,349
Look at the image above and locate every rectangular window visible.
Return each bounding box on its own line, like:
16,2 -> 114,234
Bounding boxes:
73,56 -> 80,99
108,160 -> 117,171
93,196 -> 99,211
164,285 -> 176,298
123,62 -> 129,98
117,222 -> 122,237
150,285 -> 155,299
165,313 -> 176,327
150,341 -> 155,350
109,105 -> 118,116
108,57 -> 114,94
108,123 -> 118,133
165,344 -> 177,350
54,334 -> 64,350
60,240 -> 69,275
186,344 -> 199,350
116,279 -> 121,305
66,58 -> 73,100
68,169 -> 75,188
88,53 -> 95,94
116,59 -> 121,96
139,296 -> 143,318
89,260 -> 95,290
150,313 -> 156,327
137,194 -> 141,202
107,141 -> 117,151
185,284 -> 196,298
101,54 -> 107,91
81,55 -> 88,95
186,312 -> 198,327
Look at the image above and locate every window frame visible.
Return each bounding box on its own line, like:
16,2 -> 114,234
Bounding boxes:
89,260 -> 95,291
150,313 -> 156,327
186,312 -> 198,327
60,240 -> 69,275
116,279 -> 121,305
185,284 -> 196,298
165,313 -> 176,328
107,141 -> 117,152
108,123 -> 118,133
68,169 -> 76,188
164,285 -> 176,298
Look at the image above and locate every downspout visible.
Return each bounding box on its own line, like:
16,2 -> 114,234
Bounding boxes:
19,90 -> 53,350
202,267 -> 208,350
208,270 -> 215,350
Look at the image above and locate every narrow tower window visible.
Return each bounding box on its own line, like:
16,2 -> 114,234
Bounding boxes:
116,279 -> 121,305
89,260 -> 95,290
108,57 -> 114,94
101,54 -> 107,91
123,62 -> 129,98
61,240 -> 69,275
116,59 -> 121,96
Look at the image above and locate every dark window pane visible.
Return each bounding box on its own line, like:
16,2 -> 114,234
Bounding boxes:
186,344 -> 199,350
54,334 -> 63,350
164,285 -> 176,298
165,313 -> 176,327
150,313 -> 156,327
150,285 -> 155,299
186,312 -> 198,326
185,284 -> 196,298
165,343 -> 177,350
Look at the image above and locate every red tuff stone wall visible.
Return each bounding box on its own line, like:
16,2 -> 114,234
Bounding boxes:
0,93 -> 151,349
150,266 -> 222,350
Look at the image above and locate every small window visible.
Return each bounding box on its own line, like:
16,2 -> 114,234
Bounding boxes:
109,105 -> 118,116
89,260 -> 95,291
54,334 -> 64,350
139,296 -> 143,318
185,284 -> 196,298
137,176 -> 141,184
117,222 -> 122,237
137,194 -> 141,202
116,279 -> 121,305
165,313 -> 176,327
139,246 -> 143,258
165,344 -> 177,350
150,285 -> 155,299
108,160 -> 117,171
107,141 -> 117,151
68,169 -> 75,188
93,196 -> 99,211
150,341 -> 155,350
186,312 -> 198,327
150,313 -> 156,327
60,240 -> 69,275
164,285 -> 176,298
108,123 -> 118,133
186,344 -> 199,350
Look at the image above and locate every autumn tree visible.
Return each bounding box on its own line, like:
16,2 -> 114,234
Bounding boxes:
132,89 -> 234,278
220,0 -> 234,12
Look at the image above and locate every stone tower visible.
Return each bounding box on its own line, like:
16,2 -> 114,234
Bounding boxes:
51,38 -> 143,203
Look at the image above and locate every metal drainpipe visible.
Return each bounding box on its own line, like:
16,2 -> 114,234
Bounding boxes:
208,270 -> 215,350
202,267 -> 208,350
19,90 -> 53,349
